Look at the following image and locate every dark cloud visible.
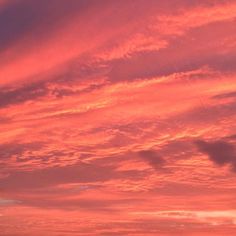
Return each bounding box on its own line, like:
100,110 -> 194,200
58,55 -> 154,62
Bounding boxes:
0,83 -> 77,109
212,91 -> 236,100
226,134 -> 236,140
109,46 -> 236,83
0,63 -> 107,108
138,150 -> 165,170
0,83 -> 48,108
0,161 -> 145,190
0,142 -> 44,160
0,0 -> 176,53
0,0 -> 97,52
195,140 -> 236,172
20,197 -> 142,212
0,0 -> 43,51
108,19 -> 236,82
173,99 -> 236,127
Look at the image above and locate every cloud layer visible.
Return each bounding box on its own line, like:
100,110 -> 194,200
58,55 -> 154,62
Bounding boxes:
0,0 -> 236,235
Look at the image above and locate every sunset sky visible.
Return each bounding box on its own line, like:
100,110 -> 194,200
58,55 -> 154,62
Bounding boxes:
0,0 -> 236,235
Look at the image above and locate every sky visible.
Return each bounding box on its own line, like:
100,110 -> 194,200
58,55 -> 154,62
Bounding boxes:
0,0 -> 236,235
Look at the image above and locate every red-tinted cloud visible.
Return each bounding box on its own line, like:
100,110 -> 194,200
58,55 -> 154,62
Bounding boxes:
0,0 -> 236,235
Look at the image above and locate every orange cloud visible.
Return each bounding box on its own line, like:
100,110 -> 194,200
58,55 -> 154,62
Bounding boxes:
1,1 -> 236,235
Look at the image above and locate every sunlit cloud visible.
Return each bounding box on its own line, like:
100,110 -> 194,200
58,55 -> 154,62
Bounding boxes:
0,0 -> 236,235
131,210 -> 236,225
